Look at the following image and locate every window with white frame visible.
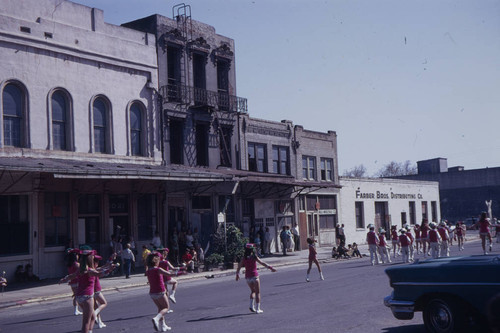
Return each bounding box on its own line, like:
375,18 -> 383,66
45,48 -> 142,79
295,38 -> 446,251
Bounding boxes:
302,156 -> 316,180
320,158 -> 333,181
51,90 -> 72,151
93,97 -> 111,154
272,145 -> 289,175
130,102 -> 144,156
2,83 -> 26,147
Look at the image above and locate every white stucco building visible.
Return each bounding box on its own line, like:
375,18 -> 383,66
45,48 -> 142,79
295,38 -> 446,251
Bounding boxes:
339,177 -> 441,246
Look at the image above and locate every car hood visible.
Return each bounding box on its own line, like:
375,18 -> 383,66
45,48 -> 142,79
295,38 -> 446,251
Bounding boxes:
385,255 -> 500,284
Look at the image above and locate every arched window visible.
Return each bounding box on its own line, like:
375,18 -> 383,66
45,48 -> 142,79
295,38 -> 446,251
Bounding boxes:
93,98 -> 108,153
2,83 -> 25,147
51,90 -> 70,151
130,103 -> 143,156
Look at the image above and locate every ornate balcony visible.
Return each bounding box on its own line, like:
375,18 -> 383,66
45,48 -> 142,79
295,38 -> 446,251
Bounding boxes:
159,83 -> 248,113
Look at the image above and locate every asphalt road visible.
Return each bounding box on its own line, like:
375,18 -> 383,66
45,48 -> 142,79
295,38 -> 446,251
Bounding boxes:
0,239 -> 493,333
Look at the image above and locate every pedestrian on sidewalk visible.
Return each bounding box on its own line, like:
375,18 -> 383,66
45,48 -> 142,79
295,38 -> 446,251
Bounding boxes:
280,226 -> 289,256
263,227 -> 272,255
122,243 -> 135,279
236,243 -> 276,314
306,238 -> 324,281
145,252 -> 181,332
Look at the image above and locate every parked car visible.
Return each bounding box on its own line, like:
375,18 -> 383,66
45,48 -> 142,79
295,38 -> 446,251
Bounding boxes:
462,217 -> 478,230
384,255 -> 500,333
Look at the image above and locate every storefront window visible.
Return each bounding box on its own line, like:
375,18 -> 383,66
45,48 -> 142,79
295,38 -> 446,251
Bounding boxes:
0,195 -> 29,256
137,194 -> 156,241
44,192 -> 70,247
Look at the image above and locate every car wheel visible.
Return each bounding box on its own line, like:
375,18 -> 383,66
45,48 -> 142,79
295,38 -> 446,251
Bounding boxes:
423,298 -> 463,333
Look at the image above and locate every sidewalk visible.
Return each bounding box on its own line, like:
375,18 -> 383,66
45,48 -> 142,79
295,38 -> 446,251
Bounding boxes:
0,244 -> 361,310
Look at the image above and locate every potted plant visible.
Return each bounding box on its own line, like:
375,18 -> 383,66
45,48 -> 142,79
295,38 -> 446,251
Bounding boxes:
209,225 -> 247,270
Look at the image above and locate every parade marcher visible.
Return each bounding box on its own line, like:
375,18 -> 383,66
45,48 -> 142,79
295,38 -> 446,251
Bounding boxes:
496,220 -> 500,244
438,221 -> 450,257
158,247 -> 184,305
366,224 -> 381,266
398,229 -> 411,263
93,255 -> 107,329
475,212 -> 493,255
306,238 -> 324,281
377,228 -> 391,264
145,252 -> 182,332
420,220 -> 430,256
428,222 -> 441,259
65,249 -> 82,316
236,244 -> 276,313
454,222 -> 465,251
414,224 -> 422,254
404,224 -> 415,262
390,225 -> 399,258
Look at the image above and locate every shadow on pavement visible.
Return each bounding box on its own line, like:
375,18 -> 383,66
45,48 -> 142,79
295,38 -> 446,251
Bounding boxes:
187,312 -> 255,322
381,324 -> 426,332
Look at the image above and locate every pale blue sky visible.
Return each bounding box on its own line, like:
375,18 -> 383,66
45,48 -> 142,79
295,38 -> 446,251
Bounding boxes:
73,0 -> 500,175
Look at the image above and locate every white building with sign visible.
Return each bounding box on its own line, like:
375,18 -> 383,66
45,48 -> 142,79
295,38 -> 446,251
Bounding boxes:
339,177 -> 441,246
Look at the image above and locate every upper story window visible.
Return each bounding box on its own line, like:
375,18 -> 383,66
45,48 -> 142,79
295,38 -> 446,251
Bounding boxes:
302,156 -> 316,180
167,45 -> 182,102
219,125 -> 232,167
193,53 -> 206,89
248,142 -> 267,173
2,83 -> 27,147
320,158 -> 333,181
195,122 -> 209,167
51,90 -> 72,151
92,97 -> 112,154
272,145 -> 289,175
169,118 -> 184,165
129,102 -> 144,156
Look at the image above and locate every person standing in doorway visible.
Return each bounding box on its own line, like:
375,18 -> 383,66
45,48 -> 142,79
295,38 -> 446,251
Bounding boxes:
263,227 -> 272,255
292,224 -> 300,251
280,226 -> 289,256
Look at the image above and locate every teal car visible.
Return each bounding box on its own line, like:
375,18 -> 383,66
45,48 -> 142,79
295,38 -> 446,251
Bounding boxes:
384,255 -> 500,333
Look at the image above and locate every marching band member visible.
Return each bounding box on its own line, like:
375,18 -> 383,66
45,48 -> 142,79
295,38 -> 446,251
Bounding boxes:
428,222 -> 441,259
438,221 -> 450,257
366,224 -> 380,266
377,228 -> 391,264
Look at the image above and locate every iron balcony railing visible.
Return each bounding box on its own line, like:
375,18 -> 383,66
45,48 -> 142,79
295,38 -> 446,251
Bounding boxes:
160,83 -> 248,113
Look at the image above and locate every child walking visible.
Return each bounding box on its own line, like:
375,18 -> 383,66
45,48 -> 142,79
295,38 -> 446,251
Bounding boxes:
306,238 -> 324,281
236,244 -> 276,313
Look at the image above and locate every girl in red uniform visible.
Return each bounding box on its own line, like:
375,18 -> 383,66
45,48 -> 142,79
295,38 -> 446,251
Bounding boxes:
93,255 -> 107,328
236,244 -> 276,313
145,252 -> 180,331
475,212 -> 493,254
420,220 -> 430,256
414,224 -> 422,254
454,222 -> 465,251
65,249 -> 82,315
377,228 -> 391,264
306,238 -> 324,281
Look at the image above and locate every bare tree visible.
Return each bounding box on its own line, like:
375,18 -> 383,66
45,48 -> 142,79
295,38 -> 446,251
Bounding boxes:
342,164 -> 368,178
375,160 -> 417,177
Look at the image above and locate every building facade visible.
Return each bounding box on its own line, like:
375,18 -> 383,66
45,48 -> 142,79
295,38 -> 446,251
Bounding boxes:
0,0 -> 163,280
397,157 -> 500,222
339,177 -> 441,245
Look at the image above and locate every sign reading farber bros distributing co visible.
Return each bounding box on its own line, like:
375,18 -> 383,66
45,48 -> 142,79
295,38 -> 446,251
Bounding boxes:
355,190 -> 424,200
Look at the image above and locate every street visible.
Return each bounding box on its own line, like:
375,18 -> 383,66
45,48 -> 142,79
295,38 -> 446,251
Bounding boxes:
0,238 -> 493,333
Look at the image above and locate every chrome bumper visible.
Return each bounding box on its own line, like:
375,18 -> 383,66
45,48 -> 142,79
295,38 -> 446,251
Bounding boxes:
384,293 -> 415,320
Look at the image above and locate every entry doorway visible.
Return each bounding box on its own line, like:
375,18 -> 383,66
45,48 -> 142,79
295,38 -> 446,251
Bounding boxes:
375,202 -> 389,232
307,213 -> 319,239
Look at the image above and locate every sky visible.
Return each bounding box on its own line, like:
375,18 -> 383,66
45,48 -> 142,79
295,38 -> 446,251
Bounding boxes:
72,0 -> 500,176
